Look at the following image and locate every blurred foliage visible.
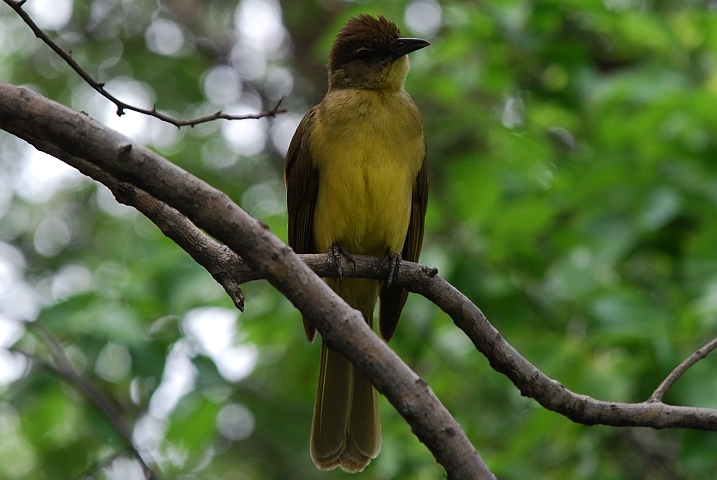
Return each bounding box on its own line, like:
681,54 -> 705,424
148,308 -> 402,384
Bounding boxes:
1,0 -> 717,478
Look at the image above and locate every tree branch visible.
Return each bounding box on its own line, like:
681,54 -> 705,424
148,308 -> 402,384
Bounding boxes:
48,150 -> 715,432
648,336 -> 717,403
408,264 -> 717,430
0,82 -> 493,480
12,323 -> 159,480
1,0 -> 287,126
22,139 -> 248,311
52,135 -> 717,431
174,248 -> 717,431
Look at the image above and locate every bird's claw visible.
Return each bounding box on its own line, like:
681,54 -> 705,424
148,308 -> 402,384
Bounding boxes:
328,243 -> 355,283
382,251 -> 402,288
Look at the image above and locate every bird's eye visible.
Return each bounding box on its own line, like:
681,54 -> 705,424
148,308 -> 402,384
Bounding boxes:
357,49 -> 373,62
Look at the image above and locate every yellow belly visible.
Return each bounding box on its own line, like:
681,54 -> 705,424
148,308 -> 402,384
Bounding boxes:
310,89 -> 424,257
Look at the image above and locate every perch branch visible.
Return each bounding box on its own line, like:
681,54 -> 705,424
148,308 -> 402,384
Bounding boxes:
189,250 -> 717,431
52,155 -> 716,431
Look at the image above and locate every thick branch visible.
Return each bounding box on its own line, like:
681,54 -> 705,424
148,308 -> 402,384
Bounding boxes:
0,82 -> 493,480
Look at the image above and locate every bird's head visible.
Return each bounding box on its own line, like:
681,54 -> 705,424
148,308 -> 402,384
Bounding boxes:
327,14 -> 429,92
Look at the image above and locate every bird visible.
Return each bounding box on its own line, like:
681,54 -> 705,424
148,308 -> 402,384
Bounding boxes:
284,14 -> 429,472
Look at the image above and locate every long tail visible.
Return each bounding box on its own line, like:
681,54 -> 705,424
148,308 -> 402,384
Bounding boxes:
310,278 -> 381,472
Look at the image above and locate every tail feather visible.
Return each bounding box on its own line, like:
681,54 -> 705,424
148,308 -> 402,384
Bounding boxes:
310,278 -> 381,472
348,366 -> 381,458
311,344 -> 352,467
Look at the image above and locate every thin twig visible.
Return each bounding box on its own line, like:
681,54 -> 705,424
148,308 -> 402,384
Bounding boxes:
648,336 -> 717,403
75,451 -> 130,480
16,323 -> 160,480
1,0 -> 287,126
0,121 -> 248,309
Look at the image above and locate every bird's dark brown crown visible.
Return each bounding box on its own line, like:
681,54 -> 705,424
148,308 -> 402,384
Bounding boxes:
328,14 -> 401,72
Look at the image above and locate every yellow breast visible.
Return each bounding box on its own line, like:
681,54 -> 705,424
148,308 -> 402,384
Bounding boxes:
310,89 -> 425,256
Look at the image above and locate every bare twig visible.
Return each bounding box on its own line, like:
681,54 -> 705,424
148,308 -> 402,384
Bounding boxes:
29,141 -> 247,310
13,323 -> 160,480
648,337 -> 717,403
1,0 -> 287,127
75,451 -> 131,480
114,184 -> 248,310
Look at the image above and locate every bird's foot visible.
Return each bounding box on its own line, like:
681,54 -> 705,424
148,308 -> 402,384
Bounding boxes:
328,242 -> 355,283
381,251 -> 402,288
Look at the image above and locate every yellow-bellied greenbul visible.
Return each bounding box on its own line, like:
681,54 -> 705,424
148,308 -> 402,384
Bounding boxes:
285,14 -> 429,472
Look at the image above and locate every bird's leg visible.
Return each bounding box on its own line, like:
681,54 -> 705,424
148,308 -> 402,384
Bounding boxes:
328,242 -> 355,283
381,250 -> 402,288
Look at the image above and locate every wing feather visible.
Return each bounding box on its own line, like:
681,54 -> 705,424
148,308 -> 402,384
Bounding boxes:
379,153 -> 428,341
285,107 -> 320,341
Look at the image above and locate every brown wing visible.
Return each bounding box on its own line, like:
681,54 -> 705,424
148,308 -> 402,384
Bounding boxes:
379,152 -> 429,341
285,107 -> 320,341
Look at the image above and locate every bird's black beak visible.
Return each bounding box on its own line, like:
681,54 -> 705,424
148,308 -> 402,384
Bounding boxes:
390,37 -> 430,61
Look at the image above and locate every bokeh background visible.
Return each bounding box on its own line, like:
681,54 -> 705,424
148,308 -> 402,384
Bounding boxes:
1,0 -> 717,478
